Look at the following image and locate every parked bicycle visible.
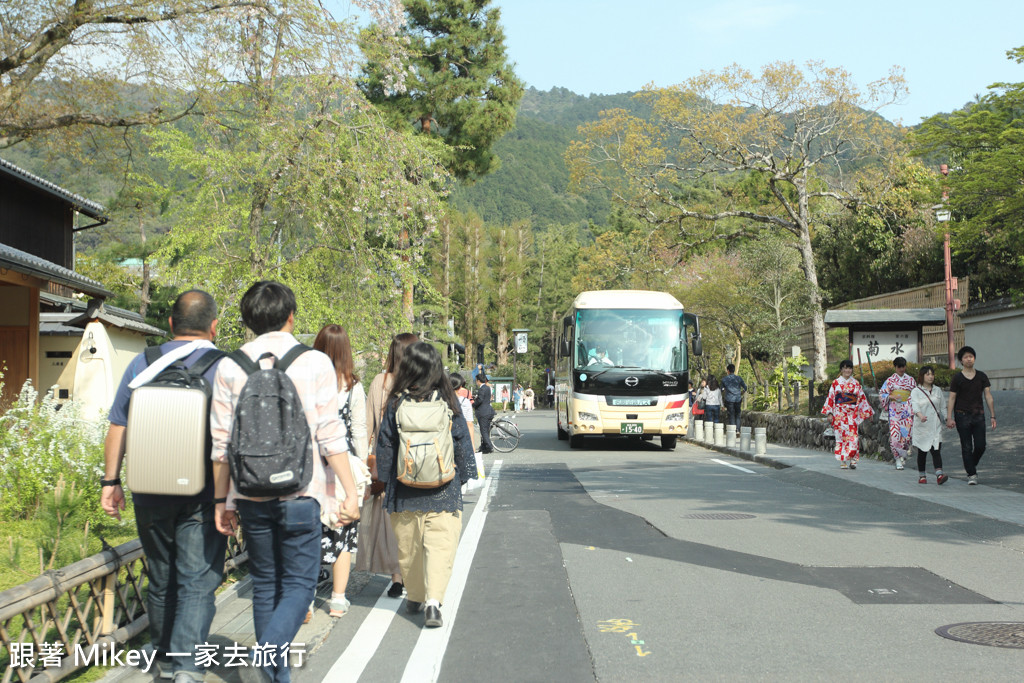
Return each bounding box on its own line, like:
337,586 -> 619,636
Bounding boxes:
489,415 -> 521,452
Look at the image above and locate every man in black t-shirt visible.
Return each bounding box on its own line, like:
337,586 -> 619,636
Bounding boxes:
945,345 -> 997,485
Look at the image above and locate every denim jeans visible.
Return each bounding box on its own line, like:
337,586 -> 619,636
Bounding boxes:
704,405 -> 721,423
135,501 -> 226,679
954,411 -> 987,476
724,401 -> 742,428
235,497 -> 321,683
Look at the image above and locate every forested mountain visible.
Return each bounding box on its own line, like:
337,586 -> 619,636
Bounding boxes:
449,87 -> 651,227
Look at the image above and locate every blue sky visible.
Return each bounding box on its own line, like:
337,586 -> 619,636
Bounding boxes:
333,0 -> 1024,124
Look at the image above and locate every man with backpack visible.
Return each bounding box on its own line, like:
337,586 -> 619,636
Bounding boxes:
209,281 -> 359,683
101,290 -> 226,682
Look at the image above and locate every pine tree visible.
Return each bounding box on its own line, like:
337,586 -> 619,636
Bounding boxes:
360,0 -> 524,181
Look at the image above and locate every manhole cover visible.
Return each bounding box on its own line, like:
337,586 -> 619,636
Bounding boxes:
935,622 -> 1024,648
682,513 -> 756,520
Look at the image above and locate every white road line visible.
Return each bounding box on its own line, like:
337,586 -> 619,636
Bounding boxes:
323,585 -> 403,682
323,461 -> 503,682
712,458 -> 756,474
400,460 -> 503,683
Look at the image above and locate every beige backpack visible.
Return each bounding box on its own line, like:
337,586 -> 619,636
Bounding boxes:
395,392 -> 456,488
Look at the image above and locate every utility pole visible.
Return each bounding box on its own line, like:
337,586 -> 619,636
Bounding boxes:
937,164 -> 958,370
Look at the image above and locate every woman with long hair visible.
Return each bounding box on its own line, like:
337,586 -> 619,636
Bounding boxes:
451,373 -> 475,451
703,375 -> 723,424
355,333 -> 418,597
312,324 -> 367,619
374,342 -> 475,628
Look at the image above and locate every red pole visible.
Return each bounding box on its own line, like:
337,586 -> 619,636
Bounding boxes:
944,232 -> 956,370
940,164 -> 956,370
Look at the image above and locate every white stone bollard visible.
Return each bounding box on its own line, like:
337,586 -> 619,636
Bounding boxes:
694,419 -> 704,441
704,421 -> 716,445
713,422 -> 725,446
740,426 -> 752,452
725,424 -> 737,448
754,427 -> 767,456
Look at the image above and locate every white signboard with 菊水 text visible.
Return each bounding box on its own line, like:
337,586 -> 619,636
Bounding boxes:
852,331 -> 918,364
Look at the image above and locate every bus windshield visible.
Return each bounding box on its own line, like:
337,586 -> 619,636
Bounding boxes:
573,308 -> 686,372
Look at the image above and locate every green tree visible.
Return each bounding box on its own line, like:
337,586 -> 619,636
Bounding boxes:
147,5 -> 446,348
911,46 -> 1024,300
529,223 -> 580,369
567,61 -> 908,381
360,0 -> 525,181
741,234 -> 815,392
487,220 -> 529,365
813,159 -> 943,306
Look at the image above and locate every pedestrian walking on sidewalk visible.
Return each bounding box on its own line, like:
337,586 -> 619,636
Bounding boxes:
720,364 -> 747,428
911,365 -> 948,485
879,356 -> 916,469
474,373 -> 496,454
313,324 -> 369,621
358,333 -> 418,597
451,373 -> 476,452
211,281 -> 360,683
101,290 -> 227,682
945,345 -> 997,485
821,359 -> 874,469
375,342 -> 476,629
702,376 -> 723,424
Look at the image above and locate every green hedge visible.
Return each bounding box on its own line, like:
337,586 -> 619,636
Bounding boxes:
815,360 -> 955,396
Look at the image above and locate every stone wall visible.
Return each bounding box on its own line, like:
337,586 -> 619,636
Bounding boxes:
738,392 -> 891,460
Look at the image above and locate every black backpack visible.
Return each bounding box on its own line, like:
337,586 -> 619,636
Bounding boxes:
226,344 -> 313,497
124,346 -> 224,496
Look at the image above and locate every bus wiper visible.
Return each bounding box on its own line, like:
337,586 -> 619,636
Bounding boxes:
627,367 -> 679,380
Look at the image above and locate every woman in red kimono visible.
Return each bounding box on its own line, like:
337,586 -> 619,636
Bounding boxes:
822,359 -> 875,469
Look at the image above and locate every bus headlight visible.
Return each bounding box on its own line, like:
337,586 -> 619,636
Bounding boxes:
577,411 -> 599,422
664,412 -> 687,422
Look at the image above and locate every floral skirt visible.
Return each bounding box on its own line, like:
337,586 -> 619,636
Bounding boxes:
320,521 -> 359,565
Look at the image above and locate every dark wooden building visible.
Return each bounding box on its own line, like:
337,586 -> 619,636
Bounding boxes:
0,157 -> 111,407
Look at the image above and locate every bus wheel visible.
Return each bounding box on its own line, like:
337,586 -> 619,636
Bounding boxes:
660,435 -> 677,450
569,434 -> 585,449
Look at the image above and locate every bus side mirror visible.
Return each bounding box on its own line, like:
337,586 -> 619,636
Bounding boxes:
560,318 -> 573,357
692,334 -> 703,357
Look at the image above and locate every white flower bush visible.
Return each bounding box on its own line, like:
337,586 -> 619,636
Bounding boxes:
0,376 -> 108,522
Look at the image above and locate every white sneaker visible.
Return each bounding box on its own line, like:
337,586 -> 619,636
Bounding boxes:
895,458 -> 904,470
330,596 -> 350,618
968,475 -> 978,485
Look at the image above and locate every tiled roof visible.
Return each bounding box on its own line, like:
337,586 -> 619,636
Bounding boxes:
38,297 -> 166,337
0,242 -> 113,298
0,156 -> 107,219
824,308 -> 947,326
958,297 -> 1018,319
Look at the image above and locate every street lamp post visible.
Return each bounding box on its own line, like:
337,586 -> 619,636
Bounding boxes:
512,328 -> 530,410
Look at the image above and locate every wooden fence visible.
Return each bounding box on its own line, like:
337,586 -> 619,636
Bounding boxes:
1,536 -> 247,683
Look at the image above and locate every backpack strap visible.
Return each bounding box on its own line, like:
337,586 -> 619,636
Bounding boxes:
228,349 -> 260,376
276,344 -> 311,372
144,346 -> 163,366
188,349 -> 226,378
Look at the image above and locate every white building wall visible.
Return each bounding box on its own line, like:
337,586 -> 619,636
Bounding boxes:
963,308 -> 1024,390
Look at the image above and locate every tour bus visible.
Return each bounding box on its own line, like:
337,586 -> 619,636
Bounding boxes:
555,290 -> 702,449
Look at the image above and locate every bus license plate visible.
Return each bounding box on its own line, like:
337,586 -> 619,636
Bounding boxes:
620,422 -> 644,435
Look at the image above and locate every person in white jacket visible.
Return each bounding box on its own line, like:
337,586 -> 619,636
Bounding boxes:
910,365 -> 948,485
